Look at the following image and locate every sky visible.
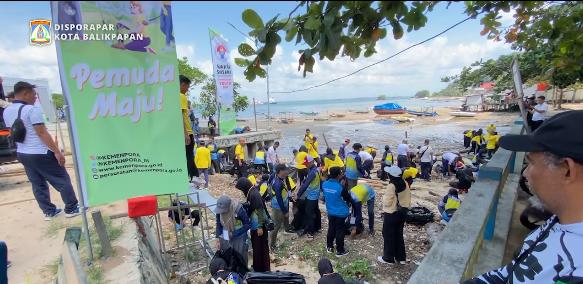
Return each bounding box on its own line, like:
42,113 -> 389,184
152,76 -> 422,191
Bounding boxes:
0,1 -> 516,102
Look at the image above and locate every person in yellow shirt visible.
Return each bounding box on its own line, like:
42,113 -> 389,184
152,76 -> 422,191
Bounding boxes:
402,166 -> 419,187
179,75 -> 197,182
303,129 -> 314,148
307,137 -> 320,165
470,129 -> 484,155
295,146 -> 309,184
253,145 -> 268,173
464,130 -> 474,148
486,131 -> 501,159
365,145 -> 377,160
486,123 -> 496,134
234,137 -> 247,178
323,148 -> 345,175
195,141 -> 211,188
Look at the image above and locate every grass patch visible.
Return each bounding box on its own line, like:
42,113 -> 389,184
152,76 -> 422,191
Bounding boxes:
87,264 -> 104,284
41,258 -> 60,279
335,257 -> 373,282
79,216 -> 125,260
46,219 -> 67,238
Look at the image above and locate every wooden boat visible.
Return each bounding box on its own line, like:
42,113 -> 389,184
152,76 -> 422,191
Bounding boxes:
373,109 -> 407,115
300,111 -> 319,116
329,113 -> 346,118
392,116 -> 415,123
407,109 -> 438,117
373,103 -> 406,115
314,117 -> 330,121
450,111 -> 477,117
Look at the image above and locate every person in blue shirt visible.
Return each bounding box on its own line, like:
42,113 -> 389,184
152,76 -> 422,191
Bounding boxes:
344,143 -> 364,190
207,137 -> 220,174
322,167 -> 352,257
215,195 -> 250,267
269,164 -> 294,251
296,156 -> 322,238
349,184 -> 376,236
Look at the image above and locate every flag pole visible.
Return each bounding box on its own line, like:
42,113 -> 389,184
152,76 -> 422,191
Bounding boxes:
208,28 -> 220,136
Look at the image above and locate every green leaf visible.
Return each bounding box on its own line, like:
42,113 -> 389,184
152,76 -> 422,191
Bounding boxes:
238,43 -> 256,57
285,26 -> 298,42
234,58 -> 250,67
255,66 -> 267,78
242,9 -> 264,30
379,28 -> 387,39
391,21 -> 404,39
305,16 -> 321,30
244,66 -> 257,82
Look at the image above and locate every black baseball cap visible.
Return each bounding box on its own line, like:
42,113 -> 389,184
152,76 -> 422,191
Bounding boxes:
13,81 -> 36,94
499,110 -> 583,164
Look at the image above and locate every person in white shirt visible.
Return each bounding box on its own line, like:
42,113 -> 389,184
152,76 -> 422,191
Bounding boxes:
529,95 -> 548,131
441,151 -> 459,177
358,150 -> 374,178
418,139 -> 434,181
266,141 -> 280,173
397,140 -> 410,168
2,82 -> 80,220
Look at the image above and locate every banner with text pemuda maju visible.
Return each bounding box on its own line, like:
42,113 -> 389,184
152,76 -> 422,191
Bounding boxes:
51,1 -> 188,205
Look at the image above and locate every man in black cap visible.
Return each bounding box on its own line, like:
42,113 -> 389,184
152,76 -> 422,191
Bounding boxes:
464,110 -> 583,283
2,82 -> 80,220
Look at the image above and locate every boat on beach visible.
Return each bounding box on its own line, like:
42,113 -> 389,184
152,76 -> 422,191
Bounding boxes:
392,116 -> 415,123
300,111 -> 319,116
407,109 -> 438,117
450,111 -> 477,117
372,103 -> 406,115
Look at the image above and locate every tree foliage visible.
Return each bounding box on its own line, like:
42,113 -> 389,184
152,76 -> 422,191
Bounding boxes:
199,78 -> 249,118
414,90 -> 430,98
440,48 -> 549,94
177,57 -> 208,86
237,1 -> 438,81
52,93 -> 65,109
236,1 -> 583,87
177,57 -> 249,117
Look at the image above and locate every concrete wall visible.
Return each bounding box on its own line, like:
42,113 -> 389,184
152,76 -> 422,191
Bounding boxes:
134,217 -> 168,284
409,122 -> 523,283
212,130 -> 282,160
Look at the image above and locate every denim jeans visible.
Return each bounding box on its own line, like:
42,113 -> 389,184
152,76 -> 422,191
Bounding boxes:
199,168 -> 209,187
352,199 -> 375,232
17,151 -> 79,215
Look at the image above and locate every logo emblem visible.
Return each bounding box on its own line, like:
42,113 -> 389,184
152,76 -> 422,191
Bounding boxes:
30,19 -> 52,46
216,44 -> 227,60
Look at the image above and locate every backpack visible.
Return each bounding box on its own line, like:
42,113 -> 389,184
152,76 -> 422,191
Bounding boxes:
10,105 -> 27,143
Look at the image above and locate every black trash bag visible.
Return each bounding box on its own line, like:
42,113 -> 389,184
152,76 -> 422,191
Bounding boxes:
406,206 -> 434,226
245,271 -> 306,284
211,247 -> 249,277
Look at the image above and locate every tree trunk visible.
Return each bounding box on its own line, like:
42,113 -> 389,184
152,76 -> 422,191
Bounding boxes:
553,86 -> 557,109
558,88 -> 564,110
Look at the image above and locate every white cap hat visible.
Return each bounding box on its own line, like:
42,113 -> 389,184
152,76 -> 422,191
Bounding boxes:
384,165 -> 402,177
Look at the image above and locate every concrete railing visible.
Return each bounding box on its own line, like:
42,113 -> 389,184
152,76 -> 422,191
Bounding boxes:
409,119 -> 525,283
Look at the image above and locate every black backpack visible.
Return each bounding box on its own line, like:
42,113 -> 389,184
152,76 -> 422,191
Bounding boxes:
10,105 -> 27,143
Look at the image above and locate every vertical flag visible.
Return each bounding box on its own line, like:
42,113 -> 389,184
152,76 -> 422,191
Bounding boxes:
209,29 -> 236,136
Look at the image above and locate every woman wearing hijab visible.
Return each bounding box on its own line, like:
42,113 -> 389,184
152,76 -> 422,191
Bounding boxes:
317,258 -> 346,284
235,177 -> 271,272
215,195 -> 251,266
378,166 -> 411,265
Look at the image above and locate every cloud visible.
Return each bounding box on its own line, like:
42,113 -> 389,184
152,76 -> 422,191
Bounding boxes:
231,33 -> 512,101
0,43 -> 61,93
